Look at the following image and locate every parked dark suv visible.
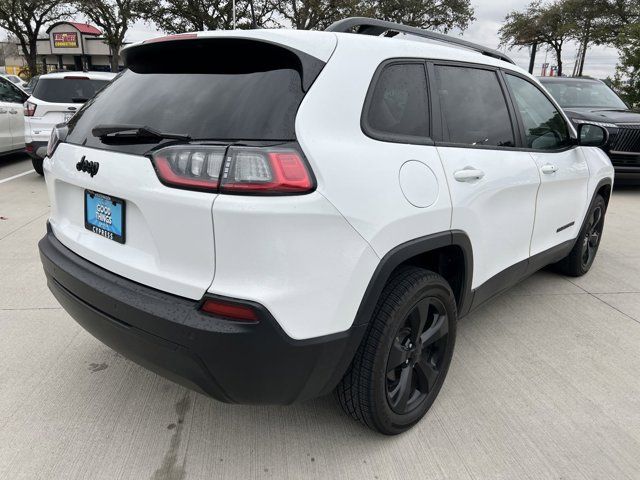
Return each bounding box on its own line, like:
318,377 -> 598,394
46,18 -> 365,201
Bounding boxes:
539,76 -> 640,182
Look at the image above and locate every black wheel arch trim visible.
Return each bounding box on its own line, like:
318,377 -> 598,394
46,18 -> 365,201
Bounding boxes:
353,230 -> 474,329
353,176 -> 611,330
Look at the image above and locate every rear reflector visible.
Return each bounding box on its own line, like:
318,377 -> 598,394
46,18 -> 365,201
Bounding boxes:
200,299 -> 259,322
150,144 -> 314,195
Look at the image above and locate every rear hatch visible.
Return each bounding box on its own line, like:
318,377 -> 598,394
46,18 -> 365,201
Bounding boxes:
45,33 -> 333,299
28,76 -> 111,135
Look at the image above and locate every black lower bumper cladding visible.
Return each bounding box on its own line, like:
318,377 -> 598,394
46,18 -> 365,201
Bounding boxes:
39,224 -> 365,404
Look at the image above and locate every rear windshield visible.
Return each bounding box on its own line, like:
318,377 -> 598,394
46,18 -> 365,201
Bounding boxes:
65,39 -> 324,154
32,78 -> 110,103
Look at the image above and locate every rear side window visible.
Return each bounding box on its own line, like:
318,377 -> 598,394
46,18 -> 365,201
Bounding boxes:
65,39 -> 325,155
0,78 -> 24,103
434,65 -> 515,147
32,78 -> 110,103
505,75 -> 571,150
364,62 -> 430,142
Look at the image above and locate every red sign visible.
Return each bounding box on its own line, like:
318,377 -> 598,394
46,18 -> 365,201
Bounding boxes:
53,32 -> 78,48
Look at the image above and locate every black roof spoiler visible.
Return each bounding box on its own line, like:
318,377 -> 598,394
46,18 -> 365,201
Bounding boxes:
326,17 -> 515,65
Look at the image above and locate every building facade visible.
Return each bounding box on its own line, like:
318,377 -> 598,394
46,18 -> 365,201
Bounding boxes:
37,21 -> 124,72
3,21 -> 127,76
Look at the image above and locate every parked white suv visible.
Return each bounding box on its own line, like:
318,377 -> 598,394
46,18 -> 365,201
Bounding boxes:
24,71 -> 115,173
0,76 -> 28,155
39,19 -> 614,434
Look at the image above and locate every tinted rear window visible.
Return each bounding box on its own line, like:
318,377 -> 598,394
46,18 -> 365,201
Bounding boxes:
365,62 -> 430,142
65,39 -> 324,154
434,65 -> 515,147
32,78 -> 110,103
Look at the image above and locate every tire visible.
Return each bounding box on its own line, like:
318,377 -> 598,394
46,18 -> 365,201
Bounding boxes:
554,194 -> 606,277
335,267 -> 457,435
32,157 -> 44,176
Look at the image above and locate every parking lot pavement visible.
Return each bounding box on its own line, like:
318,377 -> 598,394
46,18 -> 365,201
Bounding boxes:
1,157 -> 640,480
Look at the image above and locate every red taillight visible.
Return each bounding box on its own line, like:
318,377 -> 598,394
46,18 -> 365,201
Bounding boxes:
152,145 -> 224,191
220,150 -> 313,193
200,299 -> 259,322
24,101 -> 36,117
150,145 -> 315,195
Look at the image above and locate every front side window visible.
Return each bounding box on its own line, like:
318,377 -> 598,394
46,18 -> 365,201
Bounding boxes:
365,62 -> 430,141
433,65 -> 515,147
506,75 -> 571,150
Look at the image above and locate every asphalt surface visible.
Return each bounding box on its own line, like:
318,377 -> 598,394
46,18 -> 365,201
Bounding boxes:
1,154 -> 640,480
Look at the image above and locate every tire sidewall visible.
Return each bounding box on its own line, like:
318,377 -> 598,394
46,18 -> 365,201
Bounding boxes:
371,278 -> 457,434
578,196 -> 606,274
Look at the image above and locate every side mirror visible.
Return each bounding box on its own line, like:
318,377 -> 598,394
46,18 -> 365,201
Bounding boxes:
577,123 -> 609,148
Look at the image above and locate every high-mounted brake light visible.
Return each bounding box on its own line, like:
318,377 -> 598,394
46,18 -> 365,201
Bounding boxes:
64,76 -> 89,80
24,101 -> 36,117
150,145 -> 315,195
200,299 -> 259,322
145,33 -> 198,43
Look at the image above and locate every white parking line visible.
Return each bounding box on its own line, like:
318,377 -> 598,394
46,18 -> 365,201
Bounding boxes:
0,170 -> 36,185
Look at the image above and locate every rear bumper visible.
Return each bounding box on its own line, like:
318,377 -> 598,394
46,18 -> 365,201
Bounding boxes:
25,141 -> 47,159
39,224 -> 365,404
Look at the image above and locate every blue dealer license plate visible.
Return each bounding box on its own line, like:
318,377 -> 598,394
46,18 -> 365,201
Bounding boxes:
84,190 -> 126,244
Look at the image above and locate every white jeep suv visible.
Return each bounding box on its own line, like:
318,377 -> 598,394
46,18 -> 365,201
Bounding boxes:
39,18 -> 614,434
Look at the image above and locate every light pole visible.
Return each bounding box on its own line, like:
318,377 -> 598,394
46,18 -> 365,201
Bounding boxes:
233,0 -> 236,29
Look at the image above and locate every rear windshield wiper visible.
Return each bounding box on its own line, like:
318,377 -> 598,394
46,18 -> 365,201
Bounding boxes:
92,124 -> 192,142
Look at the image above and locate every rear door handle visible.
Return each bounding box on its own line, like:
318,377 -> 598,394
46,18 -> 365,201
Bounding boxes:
541,164 -> 558,174
8,109 -> 17,114
454,168 -> 485,182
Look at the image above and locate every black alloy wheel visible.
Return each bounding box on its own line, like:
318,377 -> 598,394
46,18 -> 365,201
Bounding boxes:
386,297 -> 448,415
554,194 -> 607,277
335,267 -> 457,435
581,204 -> 604,270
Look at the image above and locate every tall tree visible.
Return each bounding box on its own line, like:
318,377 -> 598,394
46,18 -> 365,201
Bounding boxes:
500,1 -> 573,76
76,0 -> 149,72
564,0 -> 609,76
373,0 -> 475,32
0,0 -> 71,77
273,0 -> 365,30
612,24 -> 640,106
606,1 -> 640,105
143,0 -> 274,33
499,1 -> 545,73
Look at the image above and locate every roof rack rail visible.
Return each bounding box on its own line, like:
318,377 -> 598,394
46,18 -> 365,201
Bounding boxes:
326,17 -> 515,65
